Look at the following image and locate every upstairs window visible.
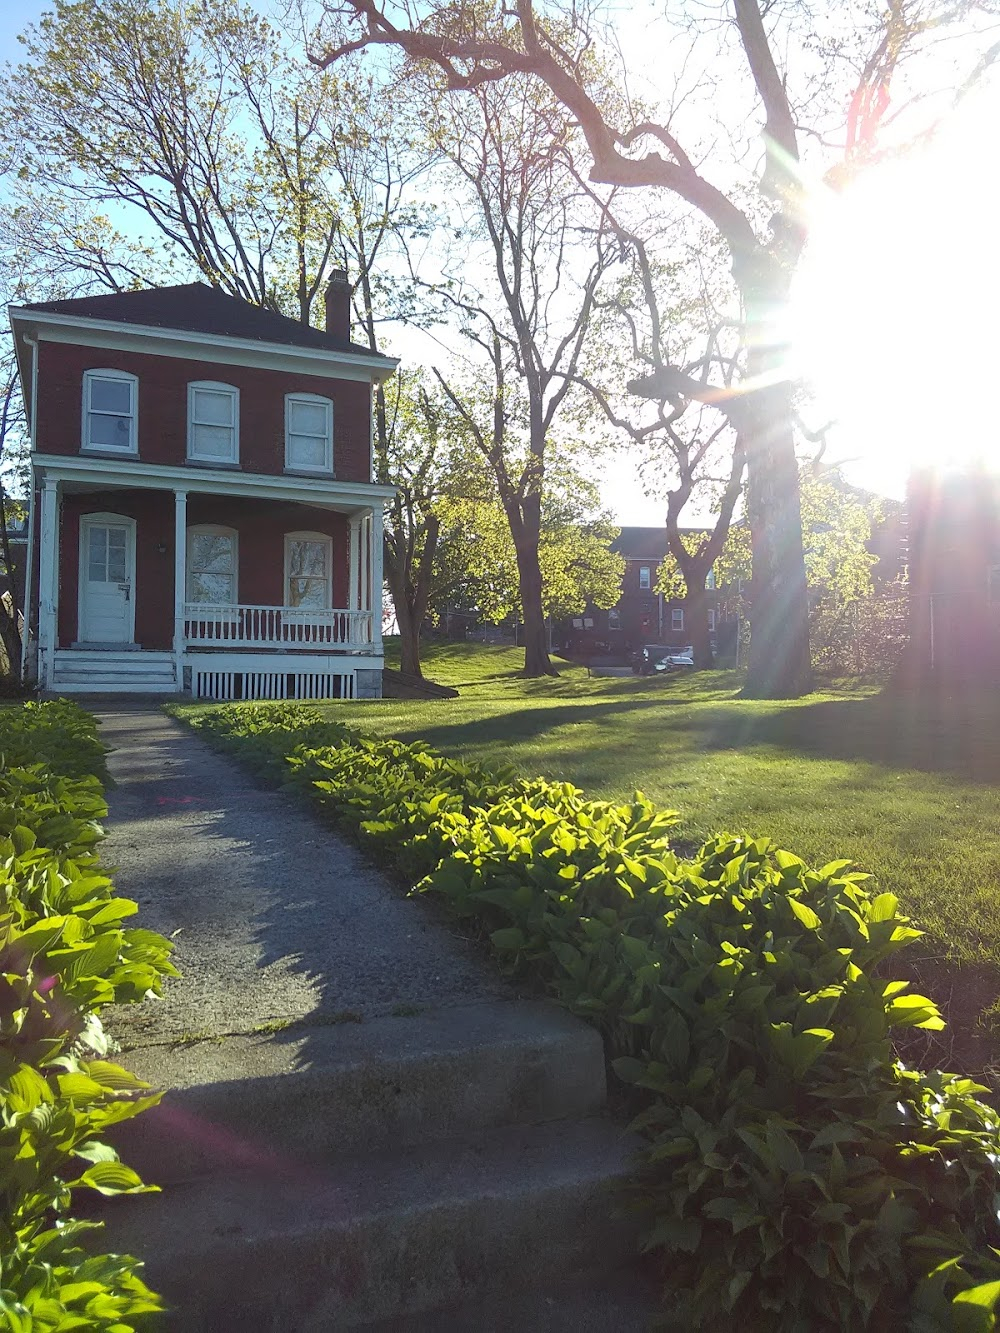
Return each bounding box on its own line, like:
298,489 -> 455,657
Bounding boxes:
82,369 -> 137,454
285,394 -> 333,473
638,565 -> 651,590
672,607 -> 685,631
188,382 -> 239,464
186,525 -> 238,605
285,531 -> 332,610
708,608 -> 717,631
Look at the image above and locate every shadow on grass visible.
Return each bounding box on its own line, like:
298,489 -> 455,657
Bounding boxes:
377,679 -> 1000,788
701,687 -> 1000,784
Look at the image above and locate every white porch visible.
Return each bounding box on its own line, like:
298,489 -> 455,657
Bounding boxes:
30,455 -> 391,699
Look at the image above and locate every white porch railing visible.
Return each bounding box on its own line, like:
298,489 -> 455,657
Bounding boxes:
184,604 -> 374,650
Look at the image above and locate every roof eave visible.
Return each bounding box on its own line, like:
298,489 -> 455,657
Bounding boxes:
7,305 -> 400,379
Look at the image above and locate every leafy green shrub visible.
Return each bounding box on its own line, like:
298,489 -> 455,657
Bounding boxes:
182,700 -> 1000,1330
1,701 -> 177,1328
0,699 -> 109,783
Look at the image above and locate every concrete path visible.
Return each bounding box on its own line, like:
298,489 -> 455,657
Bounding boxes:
96,704 -> 507,1049
91,704 -> 656,1328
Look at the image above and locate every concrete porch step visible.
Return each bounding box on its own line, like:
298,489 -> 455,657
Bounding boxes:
100,1117 -> 640,1331
365,1269 -> 663,1330
111,1000 -> 607,1184
55,650 -> 175,665
50,679 -> 179,693
53,669 -> 176,680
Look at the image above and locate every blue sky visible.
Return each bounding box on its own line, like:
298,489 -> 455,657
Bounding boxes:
0,2 -> 44,66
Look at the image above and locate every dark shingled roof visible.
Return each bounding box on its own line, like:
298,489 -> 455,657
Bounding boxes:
611,526 -> 707,558
20,282 -> 387,360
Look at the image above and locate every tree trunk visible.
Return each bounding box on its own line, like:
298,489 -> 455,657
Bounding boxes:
0,609 -> 21,686
396,599 -> 423,677
383,550 -> 424,679
741,349 -> 812,698
515,538 -> 554,675
686,582 -> 714,670
0,496 -> 22,686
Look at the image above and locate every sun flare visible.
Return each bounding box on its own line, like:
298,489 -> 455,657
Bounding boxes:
789,85 -> 1000,497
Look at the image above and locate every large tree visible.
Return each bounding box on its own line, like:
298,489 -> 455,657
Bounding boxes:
577,219 -> 746,669
429,466 -> 624,630
312,0 -> 999,697
415,72 -> 614,674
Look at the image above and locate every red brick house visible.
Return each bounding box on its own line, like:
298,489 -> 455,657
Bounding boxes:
907,466 -> 1000,677
561,526 -> 735,663
10,277 -> 396,698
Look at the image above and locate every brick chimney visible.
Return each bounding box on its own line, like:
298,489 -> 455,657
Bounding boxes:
324,269 -> 352,340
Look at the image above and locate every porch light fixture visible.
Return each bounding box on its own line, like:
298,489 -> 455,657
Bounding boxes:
155,539 -> 168,555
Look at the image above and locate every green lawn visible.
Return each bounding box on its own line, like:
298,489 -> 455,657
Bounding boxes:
321,639 -> 1000,982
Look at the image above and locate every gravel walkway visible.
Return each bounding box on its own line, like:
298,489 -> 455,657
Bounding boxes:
95,704 -> 507,1048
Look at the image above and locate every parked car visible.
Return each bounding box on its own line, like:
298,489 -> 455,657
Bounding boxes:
632,643 -> 695,674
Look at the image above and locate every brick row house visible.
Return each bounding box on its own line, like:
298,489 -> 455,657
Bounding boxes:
560,526 -> 736,663
907,466 -> 1000,678
10,278 -> 397,698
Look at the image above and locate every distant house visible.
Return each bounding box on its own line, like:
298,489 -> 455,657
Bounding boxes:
10,278 -> 397,698
907,466 -> 1000,676
559,526 -> 736,663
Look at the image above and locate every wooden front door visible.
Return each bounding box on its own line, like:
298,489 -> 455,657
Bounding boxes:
79,514 -> 136,644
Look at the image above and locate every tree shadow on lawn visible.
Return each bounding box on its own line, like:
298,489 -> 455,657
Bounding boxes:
699,686 -> 1000,785
382,684 -> 1000,787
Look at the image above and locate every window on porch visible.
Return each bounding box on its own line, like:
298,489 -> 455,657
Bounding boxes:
82,369 -> 138,454
187,525 -> 238,604
188,382 -> 239,464
284,532 -> 331,609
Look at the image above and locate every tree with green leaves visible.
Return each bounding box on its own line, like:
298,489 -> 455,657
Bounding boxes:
313,0 -> 1000,697
670,467 -> 889,673
419,70 -> 615,675
430,467 -> 623,628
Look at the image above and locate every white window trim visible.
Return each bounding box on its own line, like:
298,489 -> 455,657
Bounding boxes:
672,607 -> 685,630
186,523 -> 239,605
708,608 -> 716,631
187,381 -> 239,464
81,369 -> 138,455
638,566 -> 651,590
285,393 -> 334,475
283,530 -> 333,610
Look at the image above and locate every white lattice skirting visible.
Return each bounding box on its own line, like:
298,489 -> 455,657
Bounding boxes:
192,668 -> 357,701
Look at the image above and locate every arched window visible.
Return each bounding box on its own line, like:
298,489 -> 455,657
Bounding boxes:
187,382 -> 239,464
285,393 -> 333,474
187,525 -> 238,605
284,531 -> 332,609
82,369 -> 138,454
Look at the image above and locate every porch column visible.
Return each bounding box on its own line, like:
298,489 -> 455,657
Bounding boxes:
37,476 -> 59,688
348,514 -> 363,611
371,503 -> 384,655
173,489 -> 187,687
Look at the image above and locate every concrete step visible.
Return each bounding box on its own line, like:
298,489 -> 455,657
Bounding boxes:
111,1001 -> 607,1183
54,671 -> 176,683
364,1268 -> 663,1330
50,679 -> 179,693
55,654 -> 175,668
100,1117 -> 639,1331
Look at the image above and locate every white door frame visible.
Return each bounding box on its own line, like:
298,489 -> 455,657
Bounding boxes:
78,512 -> 137,645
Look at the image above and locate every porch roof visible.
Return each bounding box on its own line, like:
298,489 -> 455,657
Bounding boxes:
31,451 -> 393,514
